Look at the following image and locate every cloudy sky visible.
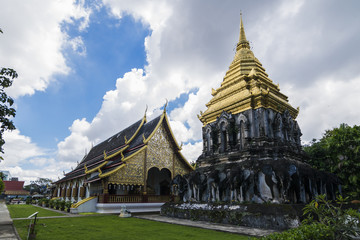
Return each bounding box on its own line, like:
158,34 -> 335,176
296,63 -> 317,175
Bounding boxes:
1,0 -> 360,184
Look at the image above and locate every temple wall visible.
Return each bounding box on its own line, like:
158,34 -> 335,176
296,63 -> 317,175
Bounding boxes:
147,123 -> 191,177
147,123 -> 174,175
108,150 -> 145,186
199,108 -> 302,164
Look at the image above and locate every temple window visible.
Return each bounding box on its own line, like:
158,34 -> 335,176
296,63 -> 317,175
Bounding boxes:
220,122 -> 227,153
239,121 -> 245,150
206,129 -> 211,153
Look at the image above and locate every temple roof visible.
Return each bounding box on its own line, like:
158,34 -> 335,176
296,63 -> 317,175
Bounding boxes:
3,180 -> 30,195
3,180 -> 25,191
56,110 -> 192,184
198,15 -> 299,125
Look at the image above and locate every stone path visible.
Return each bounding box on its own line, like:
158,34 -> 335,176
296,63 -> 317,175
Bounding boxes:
0,201 -> 19,240
135,214 -> 277,237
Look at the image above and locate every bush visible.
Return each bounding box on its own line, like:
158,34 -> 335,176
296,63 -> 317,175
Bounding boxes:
37,198 -> 43,206
303,194 -> 360,239
65,201 -> 72,210
257,195 -> 360,240
55,199 -> 61,209
26,198 -> 32,205
257,223 -> 334,240
60,200 -> 66,210
43,198 -> 49,207
49,199 -> 55,208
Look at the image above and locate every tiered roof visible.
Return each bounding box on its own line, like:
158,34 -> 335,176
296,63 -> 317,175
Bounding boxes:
56,109 -> 192,184
198,15 -> 299,125
3,180 -> 29,195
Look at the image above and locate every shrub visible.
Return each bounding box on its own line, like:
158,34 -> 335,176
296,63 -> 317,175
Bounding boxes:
60,200 -> 66,210
257,223 -> 334,240
43,198 -> 49,207
55,199 -> 61,209
26,198 -> 32,205
49,199 -> 55,208
65,201 -> 72,210
257,195 -> 360,240
303,194 -> 360,239
37,198 -> 43,206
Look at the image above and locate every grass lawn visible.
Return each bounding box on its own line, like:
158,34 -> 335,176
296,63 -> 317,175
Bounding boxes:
7,204 -> 66,218
13,215 -> 251,240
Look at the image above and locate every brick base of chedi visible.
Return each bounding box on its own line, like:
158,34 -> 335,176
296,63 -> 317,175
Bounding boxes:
169,16 -> 340,205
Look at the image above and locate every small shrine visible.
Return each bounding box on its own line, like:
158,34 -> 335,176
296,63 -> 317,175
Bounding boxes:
54,107 -> 193,213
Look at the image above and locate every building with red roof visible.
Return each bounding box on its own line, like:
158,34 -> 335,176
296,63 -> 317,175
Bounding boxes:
2,180 -> 29,197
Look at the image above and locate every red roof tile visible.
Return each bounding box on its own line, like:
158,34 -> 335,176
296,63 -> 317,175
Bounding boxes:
3,181 -> 25,191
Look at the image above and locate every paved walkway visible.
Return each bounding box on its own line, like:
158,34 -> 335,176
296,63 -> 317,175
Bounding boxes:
0,201 -> 19,240
136,214 -> 277,237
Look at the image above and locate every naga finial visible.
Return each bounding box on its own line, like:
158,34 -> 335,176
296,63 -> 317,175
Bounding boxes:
142,134 -> 146,143
144,105 -> 148,121
163,99 -> 168,113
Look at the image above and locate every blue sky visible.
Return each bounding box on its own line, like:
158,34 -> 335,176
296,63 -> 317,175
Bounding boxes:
1,0 -> 360,183
15,11 -> 150,149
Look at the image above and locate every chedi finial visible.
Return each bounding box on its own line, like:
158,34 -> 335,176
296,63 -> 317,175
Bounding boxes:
237,12 -> 250,50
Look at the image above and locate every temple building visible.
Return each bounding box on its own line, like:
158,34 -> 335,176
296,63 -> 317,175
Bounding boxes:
1,179 -> 29,201
197,15 -> 301,166
54,108 -> 193,213
171,16 -> 340,204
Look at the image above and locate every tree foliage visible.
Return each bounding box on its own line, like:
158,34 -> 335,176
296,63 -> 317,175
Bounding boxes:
0,28 -> 17,155
24,178 -> 53,195
0,172 -> 4,193
0,179 -> 4,193
258,195 -> 360,240
304,124 -> 360,199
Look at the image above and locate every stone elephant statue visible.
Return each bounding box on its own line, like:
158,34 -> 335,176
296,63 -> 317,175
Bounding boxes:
171,174 -> 189,202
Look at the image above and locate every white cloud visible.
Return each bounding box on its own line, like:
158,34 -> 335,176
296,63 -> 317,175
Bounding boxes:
181,142 -> 203,164
0,0 -> 92,98
0,130 -> 68,184
1,130 -> 44,166
57,119 -> 92,163
285,75 -> 360,142
67,36 -> 87,56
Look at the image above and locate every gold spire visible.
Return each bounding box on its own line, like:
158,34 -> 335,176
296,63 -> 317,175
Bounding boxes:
237,13 -> 250,50
198,13 -> 299,125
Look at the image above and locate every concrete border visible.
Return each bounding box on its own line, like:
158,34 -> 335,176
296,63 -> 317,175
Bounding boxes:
135,214 -> 277,237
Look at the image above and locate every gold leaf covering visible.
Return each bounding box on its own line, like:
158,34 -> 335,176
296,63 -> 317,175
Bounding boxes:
199,16 -> 298,125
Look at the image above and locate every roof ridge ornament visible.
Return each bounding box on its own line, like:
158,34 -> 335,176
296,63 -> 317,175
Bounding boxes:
248,68 -> 257,77
144,105 -> 148,122
163,99 -> 168,113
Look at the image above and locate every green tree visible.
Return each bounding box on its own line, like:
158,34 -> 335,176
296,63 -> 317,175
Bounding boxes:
304,124 -> 360,199
0,28 -> 17,156
0,172 -> 4,193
